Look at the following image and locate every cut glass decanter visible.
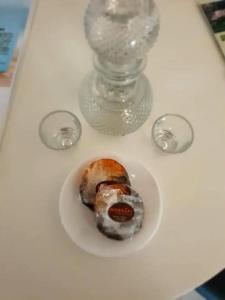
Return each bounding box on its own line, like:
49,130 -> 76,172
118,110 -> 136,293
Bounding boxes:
79,0 -> 160,136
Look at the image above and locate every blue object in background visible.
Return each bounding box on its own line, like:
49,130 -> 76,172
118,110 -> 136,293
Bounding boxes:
0,4 -> 29,72
197,269 -> 225,300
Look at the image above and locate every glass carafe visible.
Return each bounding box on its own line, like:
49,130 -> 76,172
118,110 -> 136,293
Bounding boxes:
79,0 -> 160,136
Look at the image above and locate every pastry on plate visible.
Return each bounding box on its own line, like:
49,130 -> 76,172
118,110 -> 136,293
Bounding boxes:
80,158 -> 130,210
95,184 -> 144,241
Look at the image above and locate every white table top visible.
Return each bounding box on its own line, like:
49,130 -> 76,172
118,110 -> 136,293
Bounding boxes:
0,0 -> 225,299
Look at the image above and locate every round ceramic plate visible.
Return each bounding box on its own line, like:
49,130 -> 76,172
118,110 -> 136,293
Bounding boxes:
59,155 -> 162,257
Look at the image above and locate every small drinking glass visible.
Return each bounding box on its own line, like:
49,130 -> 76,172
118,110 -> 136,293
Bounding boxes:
152,114 -> 194,154
39,110 -> 82,150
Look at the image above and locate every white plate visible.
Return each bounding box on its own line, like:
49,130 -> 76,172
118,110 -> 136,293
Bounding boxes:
59,155 -> 162,257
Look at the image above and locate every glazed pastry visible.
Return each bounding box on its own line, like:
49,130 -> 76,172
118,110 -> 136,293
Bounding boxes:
95,184 -> 144,241
96,181 -> 131,195
80,159 -> 130,210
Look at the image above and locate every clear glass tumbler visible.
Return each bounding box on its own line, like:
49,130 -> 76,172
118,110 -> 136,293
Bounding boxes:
152,114 -> 194,154
39,110 -> 82,150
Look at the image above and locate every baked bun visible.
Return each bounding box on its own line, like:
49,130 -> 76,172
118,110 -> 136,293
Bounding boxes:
80,159 -> 130,210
